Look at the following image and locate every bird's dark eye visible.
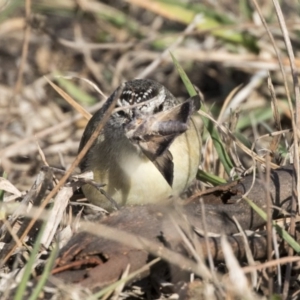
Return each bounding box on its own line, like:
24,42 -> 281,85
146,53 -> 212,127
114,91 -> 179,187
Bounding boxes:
154,103 -> 164,113
117,110 -> 126,117
116,110 -> 131,125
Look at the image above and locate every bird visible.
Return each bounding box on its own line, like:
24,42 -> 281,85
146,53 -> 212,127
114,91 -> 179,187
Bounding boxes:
78,79 -> 202,211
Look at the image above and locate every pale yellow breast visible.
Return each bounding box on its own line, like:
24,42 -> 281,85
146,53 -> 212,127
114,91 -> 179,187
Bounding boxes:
82,114 -> 202,211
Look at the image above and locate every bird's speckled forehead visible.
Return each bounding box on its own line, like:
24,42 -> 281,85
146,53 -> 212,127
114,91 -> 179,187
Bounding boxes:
120,79 -> 162,105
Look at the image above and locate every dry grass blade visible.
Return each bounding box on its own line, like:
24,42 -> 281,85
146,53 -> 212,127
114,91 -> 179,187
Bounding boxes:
267,75 -> 283,154
41,186 -> 73,248
217,84 -> 242,123
125,0 -> 193,23
232,216 -> 257,288
0,167 -> 52,241
80,221 -> 212,280
272,228 -> 282,292
174,48 -> 300,70
110,264 -> 130,300
221,235 -> 254,299
270,0 -> 300,296
197,109 -> 279,168
12,0 -> 31,96
242,256 -> 300,274
60,74 -> 107,98
265,157 -> 273,294
0,178 -> 21,197
199,199 -> 214,272
90,258 -> 161,300
223,70 -> 268,119
45,76 -> 92,120
0,114 -> 80,159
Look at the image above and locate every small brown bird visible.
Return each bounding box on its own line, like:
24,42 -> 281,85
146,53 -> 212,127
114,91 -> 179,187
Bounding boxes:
79,79 -> 202,211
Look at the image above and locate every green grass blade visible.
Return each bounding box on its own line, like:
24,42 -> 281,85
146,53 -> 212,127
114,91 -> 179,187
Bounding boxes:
244,196 -> 300,253
55,75 -> 97,106
197,170 -> 226,185
151,0 -> 257,47
237,106 -> 283,130
29,243 -> 58,300
170,52 -> 197,97
171,52 -> 234,176
0,0 -> 24,23
14,221 -> 47,300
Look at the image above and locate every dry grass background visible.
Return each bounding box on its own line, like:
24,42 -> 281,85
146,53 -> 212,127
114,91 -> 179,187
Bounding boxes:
1,0 -> 300,299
